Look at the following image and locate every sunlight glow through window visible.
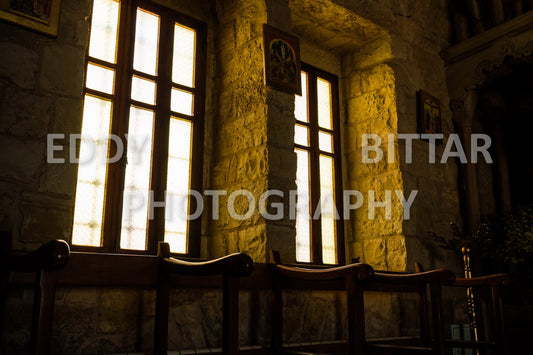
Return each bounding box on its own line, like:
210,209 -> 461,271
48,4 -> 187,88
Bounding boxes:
131,76 -> 156,105
295,149 -> 311,263
120,107 -> 154,250
72,96 -> 112,247
88,0 -> 120,63
295,72 -> 308,122
319,155 -> 336,264
173,24 -> 196,87
133,9 -> 160,76
294,71 -> 338,264
317,78 -> 332,130
171,88 -> 194,115
165,118 -> 193,253
74,0 -> 201,253
86,63 -> 115,94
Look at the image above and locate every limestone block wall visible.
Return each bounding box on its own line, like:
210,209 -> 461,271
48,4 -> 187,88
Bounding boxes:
209,0 -> 297,263
3,286 -> 259,354
288,0 -> 461,273
0,0 -> 462,273
0,0 -> 91,250
332,0 -> 463,272
343,60 -> 405,271
0,0 -> 467,352
209,0 -> 270,261
288,0 -> 463,338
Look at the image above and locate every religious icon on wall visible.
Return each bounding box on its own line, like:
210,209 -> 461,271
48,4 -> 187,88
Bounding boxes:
417,90 -> 442,136
263,24 -> 302,95
0,0 -> 62,37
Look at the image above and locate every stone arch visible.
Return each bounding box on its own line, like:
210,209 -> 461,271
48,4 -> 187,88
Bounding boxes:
445,21 -> 533,232
472,40 -> 533,90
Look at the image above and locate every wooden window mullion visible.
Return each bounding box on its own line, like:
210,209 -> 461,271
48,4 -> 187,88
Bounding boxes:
298,63 -> 344,265
307,72 -> 322,264
186,22 -> 207,258
146,9 -> 172,255
74,0 -> 206,256
330,76 -> 345,265
102,0 -> 136,253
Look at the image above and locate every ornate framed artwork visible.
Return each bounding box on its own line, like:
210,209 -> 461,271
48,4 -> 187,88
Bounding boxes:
417,90 -> 442,135
263,23 -> 301,95
0,0 -> 62,37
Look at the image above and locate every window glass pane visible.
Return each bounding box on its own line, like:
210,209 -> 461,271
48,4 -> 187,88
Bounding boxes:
72,95 -> 113,247
319,131 -> 333,153
173,24 -> 196,87
319,155 -> 336,264
295,149 -> 311,263
88,0 -> 120,63
317,78 -> 332,130
294,124 -> 308,147
171,88 -> 194,116
86,63 -> 115,94
131,76 -> 156,105
165,118 -> 193,253
295,72 -> 308,122
133,8 -> 160,76
120,107 -> 154,250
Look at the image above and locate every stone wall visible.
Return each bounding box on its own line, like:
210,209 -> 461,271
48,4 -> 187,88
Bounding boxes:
209,0 -> 270,261
289,0 -> 462,271
0,0 -> 466,353
288,0 -> 462,339
0,0 -> 461,273
0,0 -> 91,250
208,0 -> 298,263
337,0 -> 462,271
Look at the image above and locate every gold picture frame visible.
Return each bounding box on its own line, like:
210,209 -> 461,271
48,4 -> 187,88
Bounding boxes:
0,0 -> 62,37
263,23 -> 301,95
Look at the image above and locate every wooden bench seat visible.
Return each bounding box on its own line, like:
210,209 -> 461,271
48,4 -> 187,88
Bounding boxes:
153,242 -> 254,355
1,235 -> 70,355
416,263 -> 511,355
270,250 -> 455,355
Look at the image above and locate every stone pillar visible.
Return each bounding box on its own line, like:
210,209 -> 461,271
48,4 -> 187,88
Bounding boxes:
453,10 -> 470,43
343,59 -> 406,271
490,115 -> 512,213
515,0 -> 524,16
451,95 -> 481,233
210,0 -> 296,263
492,0 -> 505,25
264,0 -> 298,263
468,0 -> 484,34
482,94 -> 512,214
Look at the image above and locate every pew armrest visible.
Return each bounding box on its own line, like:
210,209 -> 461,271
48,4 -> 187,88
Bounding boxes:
157,241 -> 254,277
453,273 -> 511,287
1,239 -> 70,272
274,262 -> 374,281
374,269 -> 456,285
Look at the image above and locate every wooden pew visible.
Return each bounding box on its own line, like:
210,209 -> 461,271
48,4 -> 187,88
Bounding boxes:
270,250 -> 374,354
415,263 -> 511,355
153,242 -> 254,355
270,250 -> 455,355
0,236 -> 70,355
363,268 -> 455,355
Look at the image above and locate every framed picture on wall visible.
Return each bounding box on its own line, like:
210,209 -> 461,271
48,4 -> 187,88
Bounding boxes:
263,23 -> 302,95
417,90 -> 442,136
0,0 -> 62,37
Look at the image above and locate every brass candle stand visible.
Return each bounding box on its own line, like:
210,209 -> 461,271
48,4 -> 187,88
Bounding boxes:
462,246 -> 480,355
